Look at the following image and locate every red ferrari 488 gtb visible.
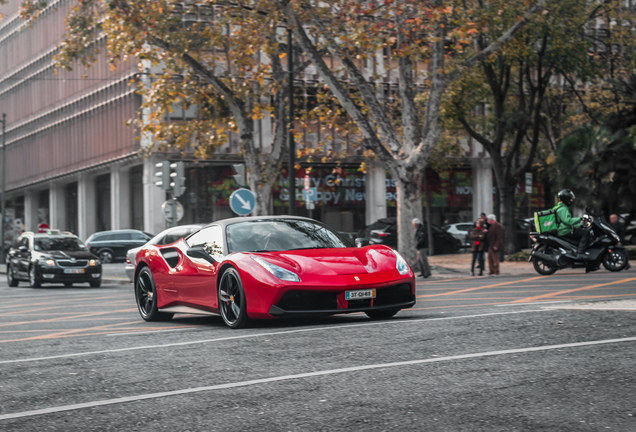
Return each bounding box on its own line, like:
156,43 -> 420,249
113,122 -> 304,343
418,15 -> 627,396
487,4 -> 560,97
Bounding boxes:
134,216 -> 416,328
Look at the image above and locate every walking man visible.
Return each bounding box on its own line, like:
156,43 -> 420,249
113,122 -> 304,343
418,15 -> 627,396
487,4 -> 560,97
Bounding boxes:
412,218 -> 431,278
486,214 -> 503,275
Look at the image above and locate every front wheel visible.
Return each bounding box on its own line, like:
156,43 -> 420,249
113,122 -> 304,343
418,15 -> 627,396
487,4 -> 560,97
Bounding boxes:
7,265 -> 19,287
602,249 -> 628,272
531,245 -> 558,276
218,268 -> 250,329
135,267 -> 173,321
365,309 -> 399,320
98,250 -> 114,264
29,265 -> 42,288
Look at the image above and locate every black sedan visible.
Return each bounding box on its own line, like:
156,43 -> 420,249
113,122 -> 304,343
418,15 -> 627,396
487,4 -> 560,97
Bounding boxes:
355,217 -> 462,254
6,232 -> 102,288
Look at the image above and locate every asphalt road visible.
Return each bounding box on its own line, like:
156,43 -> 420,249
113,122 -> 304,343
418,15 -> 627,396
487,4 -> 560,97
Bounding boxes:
1,267 -> 635,431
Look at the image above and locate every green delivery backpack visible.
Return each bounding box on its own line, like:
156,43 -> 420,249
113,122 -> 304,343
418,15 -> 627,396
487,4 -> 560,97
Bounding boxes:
534,205 -> 560,234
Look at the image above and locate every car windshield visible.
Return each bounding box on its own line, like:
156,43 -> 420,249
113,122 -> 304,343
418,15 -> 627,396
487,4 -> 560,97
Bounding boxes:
226,219 -> 349,253
34,237 -> 88,252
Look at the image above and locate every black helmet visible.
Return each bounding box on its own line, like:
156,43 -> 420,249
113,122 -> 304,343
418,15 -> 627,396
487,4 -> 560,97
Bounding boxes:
558,189 -> 575,206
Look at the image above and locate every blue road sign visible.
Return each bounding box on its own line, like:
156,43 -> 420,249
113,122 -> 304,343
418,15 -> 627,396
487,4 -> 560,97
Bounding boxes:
230,188 -> 256,216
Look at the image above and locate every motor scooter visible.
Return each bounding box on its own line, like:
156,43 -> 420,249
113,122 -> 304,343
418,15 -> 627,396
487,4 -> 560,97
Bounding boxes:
528,216 -> 629,275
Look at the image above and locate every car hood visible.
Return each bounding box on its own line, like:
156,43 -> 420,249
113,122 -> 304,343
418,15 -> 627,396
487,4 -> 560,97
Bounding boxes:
36,250 -> 96,260
256,246 -> 399,276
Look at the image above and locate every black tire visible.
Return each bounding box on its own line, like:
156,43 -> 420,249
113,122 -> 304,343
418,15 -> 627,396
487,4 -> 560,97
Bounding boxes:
135,267 -> 173,321
98,249 -> 114,264
218,267 -> 250,329
90,279 -> 102,288
29,265 -> 42,288
365,309 -> 399,320
532,245 -> 558,275
7,265 -> 19,287
602,249 -> 628,272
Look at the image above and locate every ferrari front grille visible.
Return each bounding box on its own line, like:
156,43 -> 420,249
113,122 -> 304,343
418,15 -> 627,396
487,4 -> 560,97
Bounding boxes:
374,283 -> 413,305
276,291 -> 338,311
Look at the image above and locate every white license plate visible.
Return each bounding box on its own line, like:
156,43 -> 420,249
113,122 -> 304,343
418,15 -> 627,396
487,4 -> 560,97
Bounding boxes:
345,289 -> 376,300
64,269 -> 85,274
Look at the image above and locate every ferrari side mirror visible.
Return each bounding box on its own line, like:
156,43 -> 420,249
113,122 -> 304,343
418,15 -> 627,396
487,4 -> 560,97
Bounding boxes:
186,245 -> 216,265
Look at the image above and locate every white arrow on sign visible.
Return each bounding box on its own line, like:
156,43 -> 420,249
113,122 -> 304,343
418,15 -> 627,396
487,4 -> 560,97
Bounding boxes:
235,193 -> 252,210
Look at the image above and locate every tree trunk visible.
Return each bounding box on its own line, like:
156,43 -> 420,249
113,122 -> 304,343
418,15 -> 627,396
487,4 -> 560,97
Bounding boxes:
423,170 -> 434,255
394,170 -> 423,267
252,178 -> 275,216
500,183 -> 518,255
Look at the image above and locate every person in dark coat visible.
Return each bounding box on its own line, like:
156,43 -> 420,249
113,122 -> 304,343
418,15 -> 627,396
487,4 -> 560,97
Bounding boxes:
486,214 -> 503,275
610,214 -> 631,269
469,219 -> 488,276
610,214 -> 626,242
412,218 -> 431,278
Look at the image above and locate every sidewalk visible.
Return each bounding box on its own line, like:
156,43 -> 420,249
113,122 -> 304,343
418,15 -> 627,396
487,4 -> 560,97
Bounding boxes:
427,252 -> 532,279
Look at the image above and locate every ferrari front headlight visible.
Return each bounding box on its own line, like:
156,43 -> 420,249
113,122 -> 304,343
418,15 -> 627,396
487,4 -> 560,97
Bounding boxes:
252,256 -> 300,282
393,250 -> 410,275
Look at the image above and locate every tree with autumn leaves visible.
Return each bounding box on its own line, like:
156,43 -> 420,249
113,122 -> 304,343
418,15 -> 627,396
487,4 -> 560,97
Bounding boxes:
275,0 -> 546,259
446,0 -> 636,253
53,0 -> 296,216
14,0 -> 550,263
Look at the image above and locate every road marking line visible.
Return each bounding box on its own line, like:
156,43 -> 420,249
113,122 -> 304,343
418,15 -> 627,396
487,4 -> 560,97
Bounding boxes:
418,276 -> 545,297
1,335 -> 635,421
0,321 -> 141,343
497,300 -> 572,306
0,309 -> 548,365
0,309 -> 137,332
510,277 -> 636,304
107,327 -> 201,336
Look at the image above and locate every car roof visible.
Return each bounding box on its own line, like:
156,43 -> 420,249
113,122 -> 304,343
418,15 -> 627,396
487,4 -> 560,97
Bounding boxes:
25,233 -> 79,239
200,215 -> 321,229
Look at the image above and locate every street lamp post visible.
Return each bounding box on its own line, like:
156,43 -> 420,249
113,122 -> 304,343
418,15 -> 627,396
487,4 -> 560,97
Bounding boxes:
287,28 -> 296,215
0,113 -> 6,263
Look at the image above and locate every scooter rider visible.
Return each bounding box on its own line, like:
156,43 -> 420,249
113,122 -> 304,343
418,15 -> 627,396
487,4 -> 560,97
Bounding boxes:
555,189 -> 592,260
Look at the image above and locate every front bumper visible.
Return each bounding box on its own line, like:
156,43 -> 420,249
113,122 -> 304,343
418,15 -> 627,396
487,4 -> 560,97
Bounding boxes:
267,282 -> 415,317
39,267 -> 102,283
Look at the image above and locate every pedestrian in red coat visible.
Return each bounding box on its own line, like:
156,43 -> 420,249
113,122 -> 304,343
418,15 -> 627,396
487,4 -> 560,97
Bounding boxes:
486,214 -> 503,275
470,220 -> 487,276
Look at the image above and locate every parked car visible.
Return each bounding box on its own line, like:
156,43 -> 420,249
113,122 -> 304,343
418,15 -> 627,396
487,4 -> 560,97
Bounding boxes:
355,217 -> 462,255
85,229 -> 153,263
615,214 -> 636,244
516,218 -> 533,249
133,216 -> 415,328
6,231 -> 102,288
442,222 -> 473,248
125,224 -> 205,281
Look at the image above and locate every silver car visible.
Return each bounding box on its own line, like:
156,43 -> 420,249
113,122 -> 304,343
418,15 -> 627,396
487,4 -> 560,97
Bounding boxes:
442,222 -> 473,248
124,224 -> 204,281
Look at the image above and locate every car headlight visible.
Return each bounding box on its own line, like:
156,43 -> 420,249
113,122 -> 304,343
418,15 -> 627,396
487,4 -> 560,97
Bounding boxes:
39,258 -> 56,267
393,250 -> 410,275
252,256 -> 300,282
89,259 -> 100,266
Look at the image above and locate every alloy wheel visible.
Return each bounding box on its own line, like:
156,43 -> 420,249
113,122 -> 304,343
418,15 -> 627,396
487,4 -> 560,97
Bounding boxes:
218,268 -> 249,329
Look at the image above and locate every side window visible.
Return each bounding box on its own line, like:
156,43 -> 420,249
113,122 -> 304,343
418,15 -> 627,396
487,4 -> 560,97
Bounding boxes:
131,232 -> 149,241
161,228 -> 187,245
20,237 -> 30,249
111,233 -> 132,241
186,226 -> 224,257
